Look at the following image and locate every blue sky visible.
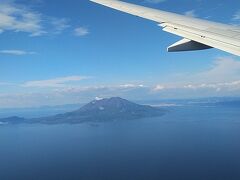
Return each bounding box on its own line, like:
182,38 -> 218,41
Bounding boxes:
0,0 -> 240,108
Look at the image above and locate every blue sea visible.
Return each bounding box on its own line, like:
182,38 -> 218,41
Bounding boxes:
0,105 -> 240,180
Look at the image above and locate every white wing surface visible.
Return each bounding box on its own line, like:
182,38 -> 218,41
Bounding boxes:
90,0 -> 240,56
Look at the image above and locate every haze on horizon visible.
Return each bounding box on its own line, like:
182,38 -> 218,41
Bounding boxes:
0,0 -> 240,108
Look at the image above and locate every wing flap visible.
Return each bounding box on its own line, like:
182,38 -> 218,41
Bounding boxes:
167,38 -> 212,52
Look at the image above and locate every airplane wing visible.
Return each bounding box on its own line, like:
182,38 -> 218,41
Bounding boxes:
90,0 -> 240,56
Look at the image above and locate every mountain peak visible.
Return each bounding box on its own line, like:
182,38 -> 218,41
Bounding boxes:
81,97 -> 138,112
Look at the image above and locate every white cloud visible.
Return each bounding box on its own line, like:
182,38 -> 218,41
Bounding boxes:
23,76 -> 90,88
182,81 -> 240,91
152,80 -> 240,94
144,0 -> 166,4
0,1 -> 71,36
0,49 -> 36,55
119,84 -> 144,88
152,57 -> 240,93
50,18 -> 70,34
153,85 -> 165,91
233,10 -> 240,21
184,10 -> 197,18
54,84 -> 146,94
196,57 -> 240,83
0,1 -> 45,36
74,27 -> 89,37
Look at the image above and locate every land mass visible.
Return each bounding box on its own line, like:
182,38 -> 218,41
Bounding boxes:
0,97 -> 166,125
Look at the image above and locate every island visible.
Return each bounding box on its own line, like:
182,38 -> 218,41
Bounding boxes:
0,97 -> 166,124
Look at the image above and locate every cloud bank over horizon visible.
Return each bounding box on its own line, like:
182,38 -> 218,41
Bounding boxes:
0,57 -> 240,108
